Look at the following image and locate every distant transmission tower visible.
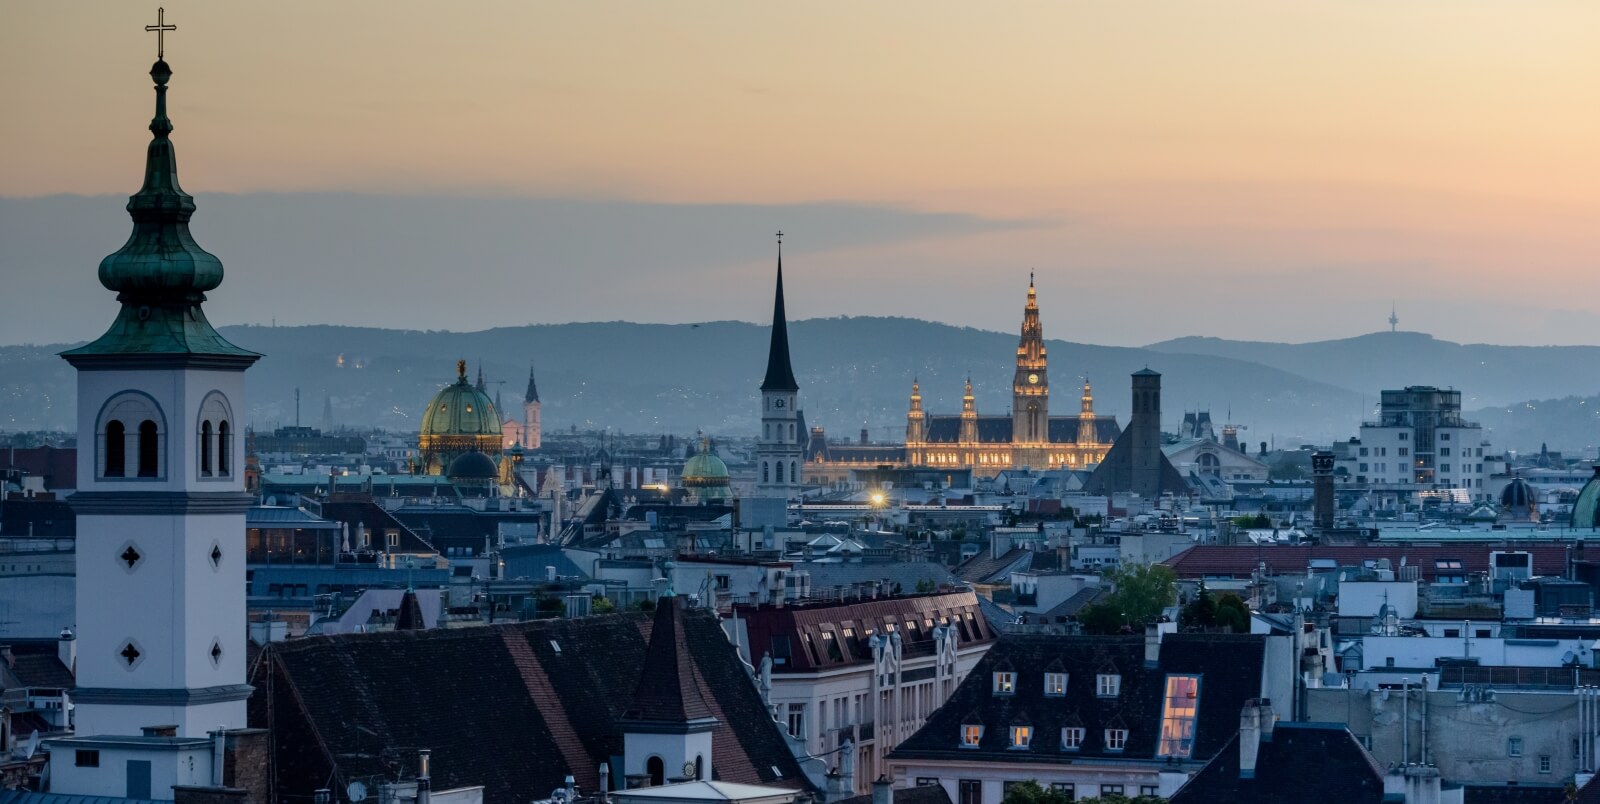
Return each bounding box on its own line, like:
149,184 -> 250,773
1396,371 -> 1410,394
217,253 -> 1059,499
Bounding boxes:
1389,302 -> 1398,333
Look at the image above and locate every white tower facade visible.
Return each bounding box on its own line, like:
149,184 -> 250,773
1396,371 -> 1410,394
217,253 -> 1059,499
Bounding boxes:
756,240 -> 802,499
60,48 -> 258,740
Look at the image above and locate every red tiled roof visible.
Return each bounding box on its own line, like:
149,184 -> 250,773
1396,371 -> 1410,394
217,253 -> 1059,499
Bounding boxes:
0,446 -> 76,491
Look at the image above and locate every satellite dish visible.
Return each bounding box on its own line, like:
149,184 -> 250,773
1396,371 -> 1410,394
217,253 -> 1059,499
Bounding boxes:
347,781 -> 368,802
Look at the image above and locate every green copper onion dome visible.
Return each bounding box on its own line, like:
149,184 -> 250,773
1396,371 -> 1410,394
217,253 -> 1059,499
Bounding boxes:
97,59 -> 223,303
62,56 -> 255,363
1573,467 -> 1600,528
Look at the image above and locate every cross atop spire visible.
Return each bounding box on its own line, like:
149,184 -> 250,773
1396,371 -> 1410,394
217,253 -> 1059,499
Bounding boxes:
145,7 -> 176,60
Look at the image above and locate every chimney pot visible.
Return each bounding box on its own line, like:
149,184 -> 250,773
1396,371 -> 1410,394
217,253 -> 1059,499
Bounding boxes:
872,775 -> 893,804
1238,700 -> 1262,779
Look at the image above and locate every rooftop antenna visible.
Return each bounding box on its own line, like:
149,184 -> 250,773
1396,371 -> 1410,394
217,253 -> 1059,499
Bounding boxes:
1389,302 -> 1399,333
295,388 -> 301,427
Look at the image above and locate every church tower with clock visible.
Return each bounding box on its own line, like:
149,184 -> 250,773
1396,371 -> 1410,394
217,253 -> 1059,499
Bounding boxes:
57,15 -> 258,751
756,235 -> 802,499
1011,274 -> 1049,444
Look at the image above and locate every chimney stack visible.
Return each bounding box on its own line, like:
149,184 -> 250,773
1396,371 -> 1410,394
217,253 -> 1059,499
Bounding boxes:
1312,451 -> 1335,531
1238,700 -> 1262,779
58,627 -> 76,675
1257,698 -> 1275,740
416,750 -> 431,804
872,776 -> 893,804
210,728 -> 227,786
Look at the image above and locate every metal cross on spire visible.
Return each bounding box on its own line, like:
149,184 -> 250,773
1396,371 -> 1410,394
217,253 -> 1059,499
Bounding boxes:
145,7 -> 176,59
776,230 -> 783,246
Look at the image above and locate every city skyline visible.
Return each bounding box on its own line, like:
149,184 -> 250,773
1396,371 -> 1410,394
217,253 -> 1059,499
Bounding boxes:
4,2 -> 1598,347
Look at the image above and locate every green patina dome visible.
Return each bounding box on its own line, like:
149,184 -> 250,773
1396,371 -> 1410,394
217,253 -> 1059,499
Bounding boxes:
420,361 -> 502,441
682,451 -> 730,485
1573,467 -> 1600,528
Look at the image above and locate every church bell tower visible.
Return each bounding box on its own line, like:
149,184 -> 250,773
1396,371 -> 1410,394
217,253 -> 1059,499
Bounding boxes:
757,234 -> 802,498
1012,275 -> 1048,444
60,26 -> 258,740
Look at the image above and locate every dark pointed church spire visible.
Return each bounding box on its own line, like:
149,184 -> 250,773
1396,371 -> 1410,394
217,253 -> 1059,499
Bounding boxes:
525,364 -> 540,403
624,597 -> 715,723
760,233 -> 799,392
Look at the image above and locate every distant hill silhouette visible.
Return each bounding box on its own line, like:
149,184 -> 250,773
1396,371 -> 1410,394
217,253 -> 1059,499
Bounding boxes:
1,320 -> 1592,452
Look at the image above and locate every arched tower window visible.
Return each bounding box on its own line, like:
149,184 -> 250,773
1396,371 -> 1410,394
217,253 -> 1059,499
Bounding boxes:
98,392 -> 165,481
197,392 -> 234,480
762,462 -> 770,483
646,756 -> 664,787
104,421 -> 127,477
791,461 -> 797,484
200,420 -> 214,477
694,755 -> 704,781
218,421 -> 232,477
137,421 -> 160,477
776,461 -> 784,483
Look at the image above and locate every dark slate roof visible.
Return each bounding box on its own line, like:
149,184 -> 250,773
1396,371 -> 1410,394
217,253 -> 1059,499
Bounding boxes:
319,498 -> 437,553
953,548 -> 1033,584
0,793 -> 165,804
625,598 -> 714,722
256,606 -> 810,804
1161,544 -> 1571,583
502,544 -> 589,581
808,444 -> 910,464
1042,587 -> 1105,618
734,591 -> 995,674
1168,722 -> 1386,804
761,258 -> 799,392
1046,417 -> 1122,444
890,633 -> 1266,766
835,786 -> 953,804
1463,785 -> 1569,804
1575,774 -> 1600,804
8,653 -> 76,689
799,561 -> 961,594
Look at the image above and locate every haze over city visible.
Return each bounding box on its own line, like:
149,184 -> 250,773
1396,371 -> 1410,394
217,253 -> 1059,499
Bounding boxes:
5,2 -> 1600,347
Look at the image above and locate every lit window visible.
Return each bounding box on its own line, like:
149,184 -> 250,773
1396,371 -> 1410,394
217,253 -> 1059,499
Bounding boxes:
961,724 -> 984,748
993,671 -> 1015,695
1044,672 -> 1067,697
1097,674 -> 1121,697
1060,727 -> 1085,751
1105,729 -> 1128,751
1010,726 -> 1032,750
1158,675 -> 1201,758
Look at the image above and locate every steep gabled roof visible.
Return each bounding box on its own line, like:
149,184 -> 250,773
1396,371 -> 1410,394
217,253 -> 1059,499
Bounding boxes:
625,597 -> 714,722
891,633 -> 1266,765
256,606 -> 810,804
1168,722 -> 1386,804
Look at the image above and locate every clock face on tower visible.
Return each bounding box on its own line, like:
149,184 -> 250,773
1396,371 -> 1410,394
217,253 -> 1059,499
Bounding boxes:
775,398 -> 785,408
1028,373 -> 1039,385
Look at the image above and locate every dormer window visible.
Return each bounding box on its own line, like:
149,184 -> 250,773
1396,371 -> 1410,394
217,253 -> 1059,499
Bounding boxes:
993,671 -> 1016,695
1044,672 -> 1067,697
1097,674 -> 1121,698
1061,727 -> 1085,751
961,724 -> 983,748
1010,726 -> 1032,750
1105,729 -> 1128,752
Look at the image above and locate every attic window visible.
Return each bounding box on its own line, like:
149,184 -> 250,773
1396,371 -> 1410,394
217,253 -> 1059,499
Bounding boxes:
550,640 -> 561,654
993,671 -> 1016,695
1010,726 -> 1032,750
961,724 -> 983,748
1105,728 -> 1128,752
1061,727 -> 1085,751
1435,559 -> 1463,570
1097,674 -> 1121,698
771,766 -> 783,779
1044,672 -> 1067,697
1157,675 -> 1201,758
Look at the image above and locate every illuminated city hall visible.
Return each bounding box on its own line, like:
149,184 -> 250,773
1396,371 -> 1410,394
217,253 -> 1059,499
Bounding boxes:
806,278 -> 1119,481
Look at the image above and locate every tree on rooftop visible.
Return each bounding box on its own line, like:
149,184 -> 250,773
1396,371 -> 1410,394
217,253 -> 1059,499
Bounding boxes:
1076,563 -> 1177,635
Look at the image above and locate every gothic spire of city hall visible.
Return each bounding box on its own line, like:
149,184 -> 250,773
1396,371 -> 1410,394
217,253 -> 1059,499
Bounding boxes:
64,23 -> 255,364
760,232 -> 799,392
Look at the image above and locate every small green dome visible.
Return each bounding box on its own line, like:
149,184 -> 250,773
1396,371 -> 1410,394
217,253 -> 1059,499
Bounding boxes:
1574,467 -> 1600,528
683,451 -> 730,486
421,361 -> 502,440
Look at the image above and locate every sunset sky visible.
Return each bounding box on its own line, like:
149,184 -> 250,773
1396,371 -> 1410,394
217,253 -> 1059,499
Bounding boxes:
4,2 -> 1599,346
